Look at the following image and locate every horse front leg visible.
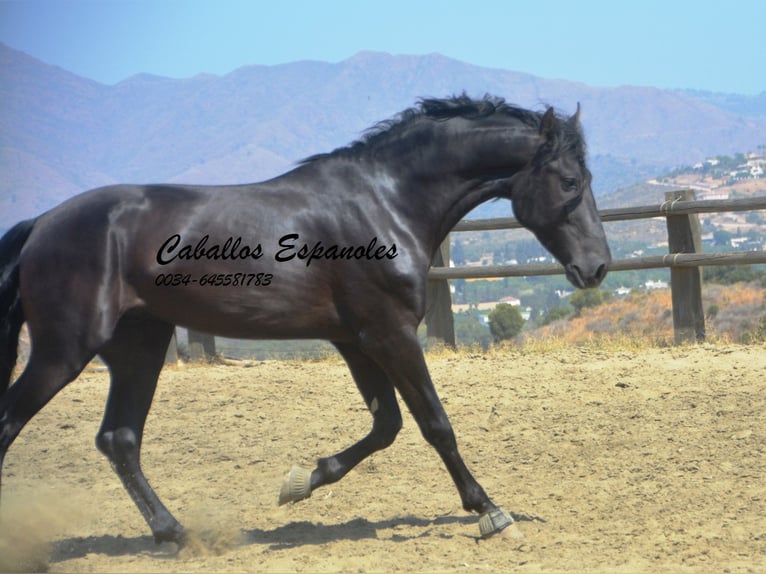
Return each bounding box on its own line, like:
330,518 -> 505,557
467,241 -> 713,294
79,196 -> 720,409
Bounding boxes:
363,327 -> 515,539
278,342 -> 402,504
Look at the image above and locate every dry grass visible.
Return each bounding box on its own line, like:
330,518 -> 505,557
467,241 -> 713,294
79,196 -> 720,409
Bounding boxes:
522,282 -> 766,349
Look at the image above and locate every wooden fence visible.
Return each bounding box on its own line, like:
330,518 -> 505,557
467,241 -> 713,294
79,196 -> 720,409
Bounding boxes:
175,189 -> 766,362
426,189 -> 766,346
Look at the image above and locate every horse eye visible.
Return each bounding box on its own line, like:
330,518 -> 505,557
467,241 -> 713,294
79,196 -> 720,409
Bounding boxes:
562,177 -> 578,192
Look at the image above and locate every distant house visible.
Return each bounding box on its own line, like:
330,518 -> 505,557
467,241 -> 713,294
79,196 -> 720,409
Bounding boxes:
730,237 -> 748,248
451,301 -> 498,313
452,298 -> 522,322
645,279 -> 668,290
745,154 -> 765,177
465,253 -> 494,267
700,191 -> 729,201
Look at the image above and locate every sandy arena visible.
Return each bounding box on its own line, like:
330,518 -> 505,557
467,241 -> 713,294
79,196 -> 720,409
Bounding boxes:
1,345 -> 764,572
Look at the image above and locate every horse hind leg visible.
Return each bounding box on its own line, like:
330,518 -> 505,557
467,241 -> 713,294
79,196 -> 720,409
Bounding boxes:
94,313 -> 182,544
0,333 -> 96,506
279,342 -> 402,504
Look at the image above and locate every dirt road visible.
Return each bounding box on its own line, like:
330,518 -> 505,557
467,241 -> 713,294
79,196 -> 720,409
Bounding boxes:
2,345 -> 764,572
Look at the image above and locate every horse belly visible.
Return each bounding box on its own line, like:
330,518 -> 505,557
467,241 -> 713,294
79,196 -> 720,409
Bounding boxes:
136,276 -> 347,341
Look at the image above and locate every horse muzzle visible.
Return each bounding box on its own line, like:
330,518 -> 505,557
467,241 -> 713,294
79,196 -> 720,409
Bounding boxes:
565,260 -> 609,289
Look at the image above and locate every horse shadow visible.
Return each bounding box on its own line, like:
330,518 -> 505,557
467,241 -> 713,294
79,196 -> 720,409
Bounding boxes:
49,512 -> 545,563
49,533 -> 175,563
244,514 -> 473,551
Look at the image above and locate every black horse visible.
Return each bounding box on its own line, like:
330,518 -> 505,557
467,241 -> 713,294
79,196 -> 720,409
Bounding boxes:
0,95 -> 610,543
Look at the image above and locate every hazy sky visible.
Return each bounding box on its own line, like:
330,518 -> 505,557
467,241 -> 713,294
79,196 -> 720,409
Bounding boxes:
0,0 -> 763,94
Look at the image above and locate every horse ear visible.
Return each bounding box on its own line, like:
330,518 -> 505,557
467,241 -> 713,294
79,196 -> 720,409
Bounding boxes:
540,107 -> 558,143
570,102 -> 581,126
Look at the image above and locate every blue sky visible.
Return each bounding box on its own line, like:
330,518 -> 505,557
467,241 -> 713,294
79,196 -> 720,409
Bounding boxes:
0,0 -> 763,94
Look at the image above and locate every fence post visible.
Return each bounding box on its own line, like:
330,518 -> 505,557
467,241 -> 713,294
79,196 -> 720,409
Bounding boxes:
665,189 -> 705,344
425,237 -> 456,347
188,330 -> 217,361
164,328 -> 179,364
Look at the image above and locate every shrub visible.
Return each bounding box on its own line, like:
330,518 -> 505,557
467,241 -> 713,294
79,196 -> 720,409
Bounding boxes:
488,303 -> 525,342
741,316 -> 766,344
704,265 -> 766,286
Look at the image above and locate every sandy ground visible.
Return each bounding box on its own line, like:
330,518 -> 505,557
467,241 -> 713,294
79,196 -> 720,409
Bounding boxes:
1,344 -> 765,573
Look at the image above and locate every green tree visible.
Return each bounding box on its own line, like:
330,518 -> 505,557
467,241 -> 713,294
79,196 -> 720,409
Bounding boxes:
704,265 -> 766,285
454,311 -> 492,349
713,229 -> 733,246
452,239 -> 466,265
488,303 -> 525,342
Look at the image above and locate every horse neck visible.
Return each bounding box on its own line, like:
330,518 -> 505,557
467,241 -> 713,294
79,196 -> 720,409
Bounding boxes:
380,120 -> 542,257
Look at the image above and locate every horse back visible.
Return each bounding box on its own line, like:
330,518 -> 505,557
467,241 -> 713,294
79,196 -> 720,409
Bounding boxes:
18,182 -> 424,342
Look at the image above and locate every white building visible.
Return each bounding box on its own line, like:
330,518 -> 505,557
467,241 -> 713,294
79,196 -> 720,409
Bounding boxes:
645,279 -> 668,290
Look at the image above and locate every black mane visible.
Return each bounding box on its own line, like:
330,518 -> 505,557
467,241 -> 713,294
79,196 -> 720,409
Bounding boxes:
301,94 -> 585,165
418,94 -> 541,125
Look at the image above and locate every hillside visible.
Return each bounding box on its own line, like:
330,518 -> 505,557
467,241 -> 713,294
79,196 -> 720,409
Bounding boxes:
524,282 -> 766,347
595,151 -> 766,249
3,43 -> 766,230
677,89 -> 766,118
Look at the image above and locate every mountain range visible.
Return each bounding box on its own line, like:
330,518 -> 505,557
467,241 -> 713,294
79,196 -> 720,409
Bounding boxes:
2,42 -> 765,230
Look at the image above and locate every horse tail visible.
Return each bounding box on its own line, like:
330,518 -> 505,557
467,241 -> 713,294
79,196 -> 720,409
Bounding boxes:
0,218 -> 37,396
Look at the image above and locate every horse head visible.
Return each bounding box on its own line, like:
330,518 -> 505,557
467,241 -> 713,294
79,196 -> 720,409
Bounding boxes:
509,105 -> 611,288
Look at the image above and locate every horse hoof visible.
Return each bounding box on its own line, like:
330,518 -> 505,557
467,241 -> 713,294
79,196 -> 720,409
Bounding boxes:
153,523 -> 187,546
278,466 -> 313,505
479,507 -> 514,539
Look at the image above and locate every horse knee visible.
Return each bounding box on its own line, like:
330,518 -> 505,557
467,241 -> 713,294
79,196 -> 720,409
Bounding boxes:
96,427 -> 139,467
420,415 -> 456,452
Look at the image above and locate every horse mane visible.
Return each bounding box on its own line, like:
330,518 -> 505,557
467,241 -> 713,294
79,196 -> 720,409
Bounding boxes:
300,94 -> 585,166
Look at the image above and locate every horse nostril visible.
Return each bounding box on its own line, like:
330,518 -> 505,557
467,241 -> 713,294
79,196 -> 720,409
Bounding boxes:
567,262 -> 608,289
565,264 -> 586,289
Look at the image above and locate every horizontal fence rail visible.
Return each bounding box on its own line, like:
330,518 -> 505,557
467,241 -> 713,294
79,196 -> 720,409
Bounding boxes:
447,195 -> 766,231
429,194 -> 766,280
428,248 -> 766,280
426,191 -> 766,345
